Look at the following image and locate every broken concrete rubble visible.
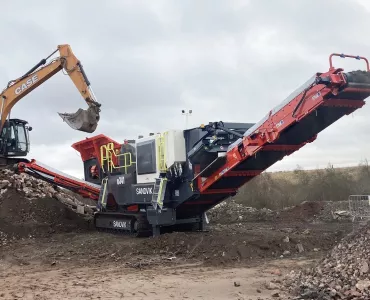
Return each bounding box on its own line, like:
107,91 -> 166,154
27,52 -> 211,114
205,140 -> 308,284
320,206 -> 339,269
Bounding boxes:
0,168 -> 95,216
283,222 -> 370,299
0,168 -> 95,246
208,199 -> 353,225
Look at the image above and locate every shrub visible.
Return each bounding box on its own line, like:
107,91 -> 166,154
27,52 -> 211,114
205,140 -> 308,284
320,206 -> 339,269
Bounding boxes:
232,161 -> 368,209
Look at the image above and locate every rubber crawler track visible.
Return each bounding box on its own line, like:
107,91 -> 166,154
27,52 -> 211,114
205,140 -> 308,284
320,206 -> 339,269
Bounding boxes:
94,215 -> 153,238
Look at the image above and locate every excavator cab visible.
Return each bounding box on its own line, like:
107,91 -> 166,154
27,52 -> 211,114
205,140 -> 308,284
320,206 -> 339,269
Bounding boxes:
0,119 -> 31,157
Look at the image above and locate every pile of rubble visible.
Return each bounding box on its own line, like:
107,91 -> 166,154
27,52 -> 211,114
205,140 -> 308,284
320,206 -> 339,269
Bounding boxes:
283,222 -> 370,299
312,201 -> 353,223
208,199 -> 353,225
277,201 -> 353,223
208,200 -> 275,224
0,168 -> 95,215
0,168 -> 94,244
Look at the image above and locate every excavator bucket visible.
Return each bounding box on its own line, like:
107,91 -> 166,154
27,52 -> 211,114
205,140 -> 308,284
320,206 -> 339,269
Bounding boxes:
58,106 -> 100,133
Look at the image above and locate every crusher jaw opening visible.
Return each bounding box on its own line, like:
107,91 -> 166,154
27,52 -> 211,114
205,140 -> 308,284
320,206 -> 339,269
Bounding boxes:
58,105 -> 101,134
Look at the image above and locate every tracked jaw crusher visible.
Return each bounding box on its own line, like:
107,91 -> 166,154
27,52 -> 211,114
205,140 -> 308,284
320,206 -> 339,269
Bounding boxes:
72,54 -> 370,237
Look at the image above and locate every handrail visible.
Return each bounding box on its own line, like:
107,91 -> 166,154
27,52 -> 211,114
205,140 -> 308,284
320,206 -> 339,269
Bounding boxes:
100,142 -> 135,174
329,53 -> 370,71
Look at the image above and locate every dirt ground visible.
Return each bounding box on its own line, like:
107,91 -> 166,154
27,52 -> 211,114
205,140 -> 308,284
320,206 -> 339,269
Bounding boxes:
0,256 -> 319,300
0,182 -> 358,299
0,221 -> 355,299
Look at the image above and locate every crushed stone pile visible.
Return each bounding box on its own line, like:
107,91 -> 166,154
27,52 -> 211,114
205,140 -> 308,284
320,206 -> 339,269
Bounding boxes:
208,200 -> 275,223
283,222 -> 370,299
208,199 -> 353,225
311,200 -> 353,222
279,201 -> 352,223
0,168 -> 93,245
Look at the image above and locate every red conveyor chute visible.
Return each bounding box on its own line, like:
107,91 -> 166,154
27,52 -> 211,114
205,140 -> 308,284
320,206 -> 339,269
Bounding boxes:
71,134 -> 121,166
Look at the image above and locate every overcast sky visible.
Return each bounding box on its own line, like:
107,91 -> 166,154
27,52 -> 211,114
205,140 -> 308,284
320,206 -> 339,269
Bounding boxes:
1,0 -> 370,179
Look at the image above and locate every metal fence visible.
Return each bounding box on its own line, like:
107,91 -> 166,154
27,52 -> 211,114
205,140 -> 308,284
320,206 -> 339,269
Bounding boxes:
348,195 -> 370,222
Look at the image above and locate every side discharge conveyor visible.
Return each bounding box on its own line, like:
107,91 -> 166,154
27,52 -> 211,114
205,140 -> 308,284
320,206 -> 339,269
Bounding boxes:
63,54 -> 370,237
16,159 -> 101,200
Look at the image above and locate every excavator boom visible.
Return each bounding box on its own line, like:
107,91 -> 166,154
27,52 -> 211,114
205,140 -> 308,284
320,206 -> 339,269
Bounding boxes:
0,44 -> 101,133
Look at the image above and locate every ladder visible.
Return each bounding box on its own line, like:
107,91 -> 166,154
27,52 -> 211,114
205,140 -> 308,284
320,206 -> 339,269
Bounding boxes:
97,177 -> 109,210
151,177 -> 168,210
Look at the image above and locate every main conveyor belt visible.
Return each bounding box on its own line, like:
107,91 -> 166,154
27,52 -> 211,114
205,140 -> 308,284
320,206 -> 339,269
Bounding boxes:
178,54 -> 370,217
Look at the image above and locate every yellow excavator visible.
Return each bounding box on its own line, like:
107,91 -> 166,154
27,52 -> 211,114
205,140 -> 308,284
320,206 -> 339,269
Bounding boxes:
0,44 -> 102,165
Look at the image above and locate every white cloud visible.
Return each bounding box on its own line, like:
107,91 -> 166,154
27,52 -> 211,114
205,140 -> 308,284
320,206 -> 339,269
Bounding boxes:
28,142 -> 85,179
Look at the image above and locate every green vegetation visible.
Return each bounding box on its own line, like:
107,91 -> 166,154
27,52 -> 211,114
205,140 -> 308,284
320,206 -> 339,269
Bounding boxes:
233,160 -> 370,210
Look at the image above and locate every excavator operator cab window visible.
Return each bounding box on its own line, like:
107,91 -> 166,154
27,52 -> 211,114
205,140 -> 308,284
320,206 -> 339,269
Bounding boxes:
0,119 -> 30,156
15,123 -> 28,152
8,125 -> 16,149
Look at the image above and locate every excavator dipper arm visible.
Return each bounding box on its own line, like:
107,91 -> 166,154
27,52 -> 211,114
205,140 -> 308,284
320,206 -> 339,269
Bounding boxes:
0,44 -> 101,133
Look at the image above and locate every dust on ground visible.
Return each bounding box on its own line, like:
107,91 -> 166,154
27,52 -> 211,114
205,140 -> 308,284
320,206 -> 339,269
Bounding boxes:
0,169 -> 360,299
